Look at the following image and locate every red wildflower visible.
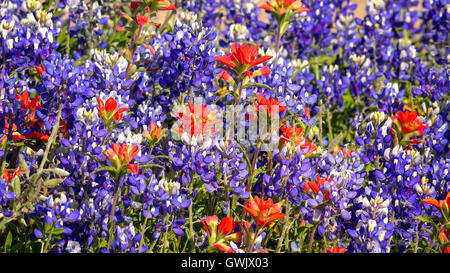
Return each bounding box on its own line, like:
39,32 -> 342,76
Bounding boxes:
35,65 -> 45,75
280,125 -> 317,155
303,175 -> 332,200
422,192 -> 450,215
24,132 -> 50,141
16,91 -> 41,111
104,143 -> 140,174
218,217 -> 238,235
214,43 -> 272,75
130,1 -> 142,11
327,246 -> 347,253
243,195 -> 285,227
201,215 -> 219,235
213,243 -> 234,253
391,110 -> 428,144
201,216 -> 241,253
126,163 -> 139,174
259,0 -> 310,16
330,146 -> 354,157
115,26 -> 124,32
2,167 -> 22,183
143,121 -> 162,141
136,14 -> 149,26
219,70 -> 234,84
173,103 -> 221,142
254,94 -> 287,116
15,91 -> 42,127
96,97 -> 128,124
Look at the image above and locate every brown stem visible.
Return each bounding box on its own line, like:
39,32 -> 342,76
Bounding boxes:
125,25 -> 143,77
274,26 -> 281,65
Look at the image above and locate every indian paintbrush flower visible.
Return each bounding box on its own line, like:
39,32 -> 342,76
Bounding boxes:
104,143 -> 140,174
243,195 -> 285,227
202,216 -> 241,253
96,97 -> 128,127
214,43 -> 272,80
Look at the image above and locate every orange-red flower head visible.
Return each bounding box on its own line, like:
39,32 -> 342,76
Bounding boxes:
327,246 -> 347,253
303,175 -> 332,200
143,121 -> 163,142
280,125 -> 317,155
104,143 -> 140,174
173,103 -> 221,144
201,216 -> 240,253
259,0 -> 310,17
391,110 -> 428,145
254,94 -> 287,117
96,97 -> 128,126
35,65 -> 45,75
422,192 -> 450,217
244,195 -> 285,227
2,167 -> 22,183
214,43 -> 272,77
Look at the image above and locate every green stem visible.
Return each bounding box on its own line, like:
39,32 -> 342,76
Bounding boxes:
0,141 -> 8,175
326,106 -> 333,142
275,196 -> 290,252
242,141 -> 261,220
161,215 -> 170,253
188,179 -> 195,251
318,100 -> 324,147
107,175 -> 122,250
138,205 -> 152,253
148,237 -> 159,253
307,223 -> 319,253
274,25 -> 281,65
42,223 -> 55,253
37,102 -> 63,177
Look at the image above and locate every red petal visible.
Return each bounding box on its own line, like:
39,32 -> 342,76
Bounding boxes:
218,217 -> 236,235
214,56 -> 236,68
105,97 -> 118,112
422,198 -> 441,209
162,3 -> 176,10
126,164 -> 139,174
243,206 -> 259,218
259,4 -> 274,11
96,97 -> 105,112
250,55 -> 273,67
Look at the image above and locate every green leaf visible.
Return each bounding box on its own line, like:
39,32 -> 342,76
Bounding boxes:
4,231 -> 12,252
149,155 -> 173,162
252,166 -> 266,180
242,83 -> 275,93
139,163 -> 166,170
43,178 -> 65,188
12,176 -> 20,199
18,154 -> 30,179
90,166 -> 118,176
81,153 -> 107,166
327,132 -> 343,152
43,0 -> 53,11
52,228 -> 65,236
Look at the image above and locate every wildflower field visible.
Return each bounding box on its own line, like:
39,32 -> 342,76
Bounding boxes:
0,0 -> 449,254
